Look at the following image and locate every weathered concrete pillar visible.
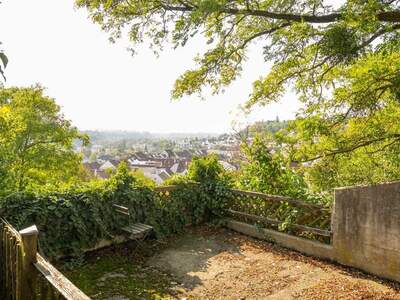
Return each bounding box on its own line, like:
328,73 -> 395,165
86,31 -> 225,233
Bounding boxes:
332,182 -> 400,282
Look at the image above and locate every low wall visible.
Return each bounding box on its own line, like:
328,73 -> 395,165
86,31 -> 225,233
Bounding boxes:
333,181 -> 400,282
226,181 -> 400,282
225,220 -> 336,261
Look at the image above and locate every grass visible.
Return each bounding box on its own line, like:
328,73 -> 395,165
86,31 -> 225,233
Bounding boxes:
63,243 -> 181,300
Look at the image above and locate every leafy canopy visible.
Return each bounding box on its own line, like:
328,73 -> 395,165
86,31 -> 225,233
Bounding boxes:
188,154 -> 229,182
238,135 -> 327,203
0,86 -> 88,193
75,0 -> 400,161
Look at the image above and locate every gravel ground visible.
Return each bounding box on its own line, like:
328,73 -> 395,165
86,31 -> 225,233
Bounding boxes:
147,226 -> 400,299
65,225 -> 400,299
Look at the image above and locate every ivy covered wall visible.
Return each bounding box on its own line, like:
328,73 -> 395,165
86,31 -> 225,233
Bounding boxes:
0,159 -> 232,258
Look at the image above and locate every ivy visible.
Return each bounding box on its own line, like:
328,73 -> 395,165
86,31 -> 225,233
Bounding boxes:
0,158 -> 232,258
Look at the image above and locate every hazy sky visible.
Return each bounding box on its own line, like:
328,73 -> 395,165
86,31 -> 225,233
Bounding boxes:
0,0 -> 301,133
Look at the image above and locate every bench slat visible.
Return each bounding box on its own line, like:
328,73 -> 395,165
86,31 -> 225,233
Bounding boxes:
113,203 -> 153,239
121,223 -> 153,238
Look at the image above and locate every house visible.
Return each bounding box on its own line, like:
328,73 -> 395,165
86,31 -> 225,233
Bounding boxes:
83,162 -> 110,179
170,161 -> 188,175
193,149 -> 207,156
175,150 -> 192,160
161,149 -> 176,159
99,160 -> 117,171
134,151 -> 150,161
94,169 -> 110,179
218,160 -> 236,171
98,154 -> 113,162
132,165 -> 171,184
83,162 -> 100,177
177,139 -> 191,148
158,170 -> 171,182
84,161 -> 101,173
128,158 -> 149,166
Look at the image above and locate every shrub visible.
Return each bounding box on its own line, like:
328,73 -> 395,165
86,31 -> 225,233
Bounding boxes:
0,159 -> 232,257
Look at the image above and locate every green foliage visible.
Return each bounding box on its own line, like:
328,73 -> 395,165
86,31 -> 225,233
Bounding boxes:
238,136 -> 327,204
130,169 -> 156,188
0,158 -> 232,257
247,120 -> 288,136
165,155 -> 233,225
271,50 -> 400,192
304,144 -> 400,193
188,154 -> 227,182
75,0 -> 400,187
233,136 -> 330,238
319,23 -> 360,64
0,86 -> 88,194
65,253 -> 176,299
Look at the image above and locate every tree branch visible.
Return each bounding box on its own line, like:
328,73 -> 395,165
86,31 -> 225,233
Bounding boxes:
299,134 -> 400,162
160,4 -> 400,24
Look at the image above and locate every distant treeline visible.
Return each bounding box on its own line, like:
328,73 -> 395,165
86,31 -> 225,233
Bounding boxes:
245,120 -> 289,136
81,130 -> 220,145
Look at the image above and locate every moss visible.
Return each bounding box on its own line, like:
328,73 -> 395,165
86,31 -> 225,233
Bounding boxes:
64,252 -> 180,299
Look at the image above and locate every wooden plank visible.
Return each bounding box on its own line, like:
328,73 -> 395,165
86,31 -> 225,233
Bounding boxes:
226,209 -> 331,237
226,209 -> 281,226
122,223 -> 153,234
230,189 -> 331,211
10,238 -> 16,299
132,223 -> 152,230
6,229 -> 10,298
292,223 -> 332,237
34,254 -> 90,300
113,204 -> 129,211
39,280 -> 50,300
115,209 -> 130,216
113,204 -> 130,216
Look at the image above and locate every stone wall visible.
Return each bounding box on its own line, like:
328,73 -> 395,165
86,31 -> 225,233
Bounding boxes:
332,181 -> 400,282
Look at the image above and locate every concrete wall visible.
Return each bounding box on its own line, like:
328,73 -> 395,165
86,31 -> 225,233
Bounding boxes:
225,220 -> 336,261
333,181 -> 400,282
226,181 -> 400,282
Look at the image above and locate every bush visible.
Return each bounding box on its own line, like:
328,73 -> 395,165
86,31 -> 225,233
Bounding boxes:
238,136 -> 327,205
0,159 -> 232,258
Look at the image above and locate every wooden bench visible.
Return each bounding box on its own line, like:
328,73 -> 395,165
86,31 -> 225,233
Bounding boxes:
113,204 -> 153,240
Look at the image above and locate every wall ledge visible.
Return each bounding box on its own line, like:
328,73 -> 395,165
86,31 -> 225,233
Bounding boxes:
224,219 -> 335,262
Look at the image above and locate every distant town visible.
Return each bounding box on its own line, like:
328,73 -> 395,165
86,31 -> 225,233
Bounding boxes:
77,119 -> 287,184
78,131 -> 241,184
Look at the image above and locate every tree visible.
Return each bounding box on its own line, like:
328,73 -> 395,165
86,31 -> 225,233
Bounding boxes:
301,141 -> 400,192
188,154 -> 227,182
0,86 -> 88,192
238,135 -> 320,201
75,0 -> 400,160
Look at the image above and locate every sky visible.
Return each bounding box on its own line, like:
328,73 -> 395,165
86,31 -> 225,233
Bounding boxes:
0,0 -> 301,133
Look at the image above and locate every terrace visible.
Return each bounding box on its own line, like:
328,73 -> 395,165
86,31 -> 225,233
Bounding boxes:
64,226 -> 400,299
2,181 -> 400,299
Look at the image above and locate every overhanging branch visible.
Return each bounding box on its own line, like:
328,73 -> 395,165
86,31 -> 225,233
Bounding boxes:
299,134 -> 400,163
159,4 -> 400,24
